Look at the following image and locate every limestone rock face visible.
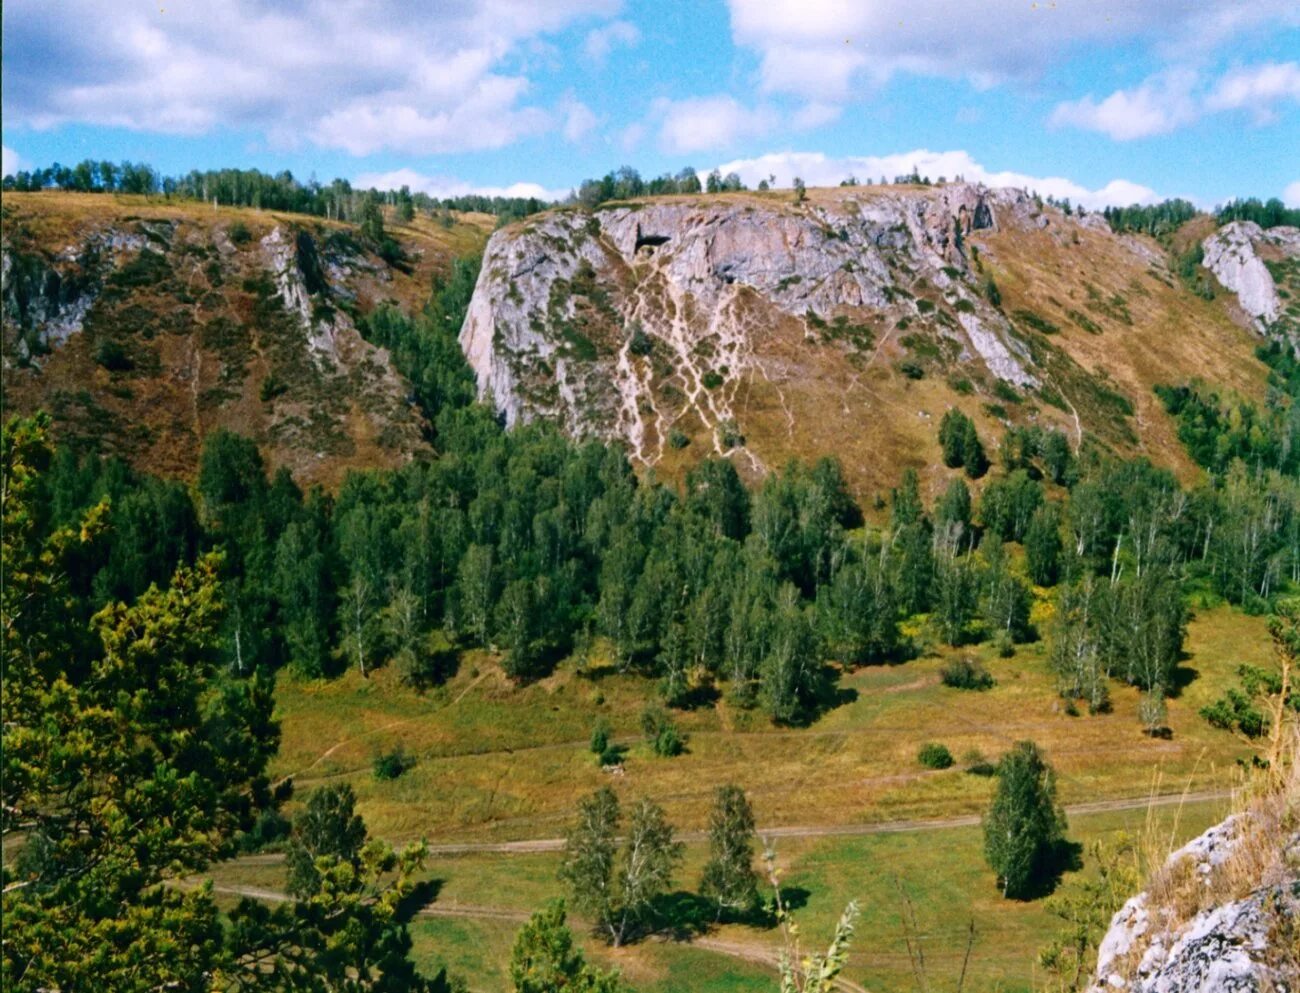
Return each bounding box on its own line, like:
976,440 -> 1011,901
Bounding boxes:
460,183 -> 1050,467
1088,815 -> 1299,993
1202,220 -> 1300,341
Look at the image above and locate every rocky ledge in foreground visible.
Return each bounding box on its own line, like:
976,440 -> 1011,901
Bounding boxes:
1089,810 -> 1298,992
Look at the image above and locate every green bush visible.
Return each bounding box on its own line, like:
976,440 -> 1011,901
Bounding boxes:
228,221 -> 252,245
940,657 -> 995,690
589,720 -> 611,755
983,275 -> 1002,307
629,328 -> 655,356
259,372 -> 288,402
94,339 -> 134,372
372,747 -> 412,780
668,429 -> 689,449
918,742 -> 954,769
642,705 -> 686,758
598,746 -> 623,767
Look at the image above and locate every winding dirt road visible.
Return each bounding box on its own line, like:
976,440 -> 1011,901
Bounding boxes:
202,882 -> 868,993
209,788 -> 1227,993
231,787 -> 1229,861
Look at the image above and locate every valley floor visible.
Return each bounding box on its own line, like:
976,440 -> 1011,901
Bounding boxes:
211,605 -> 1265,992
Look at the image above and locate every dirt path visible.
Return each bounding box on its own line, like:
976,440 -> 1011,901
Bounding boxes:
204,882 -> 866,992
231,788 -> 1229,863
412,787 -> 1228,855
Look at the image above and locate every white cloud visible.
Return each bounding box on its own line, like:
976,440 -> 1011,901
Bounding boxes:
354,167 -> 568,202
1205,61 -> 1300,121
618,121 -> 647,151
710,149 -> 1160,210
725,0 -> 1300,106
753,42 -> 866,103
560,97 -> 598,142
582,19 -> 639,65
1051,60 -> 1300,140
791,102 -> 842,130
1048,71 -> 1199,141
315,77 -> 550,156
1284,181 -> 1300,209
654,95 -> 777,154
2,145 -> 21,177
2,0 -> 617,155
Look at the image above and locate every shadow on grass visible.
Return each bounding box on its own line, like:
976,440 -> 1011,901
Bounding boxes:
669,682 -> 722,711
394,878 -> 444,923
1166,660 -> 1199,699
576,662 -> 622,683
401,646 -> 461,692
650,891 -> 715,939
649,886 -> 807,941
1014,839 -> 1084,901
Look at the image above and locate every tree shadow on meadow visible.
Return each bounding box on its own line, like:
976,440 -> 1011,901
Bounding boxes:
1166,656 -> 1200,699
1015,839 -> 1085,902
394,878 -> 444,923
649,885 -> 809,941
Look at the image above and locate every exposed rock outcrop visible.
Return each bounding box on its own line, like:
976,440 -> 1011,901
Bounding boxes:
460,183 -> 1057,468
1089,814 -> 1299,993
1,197 -> 448,485
1202,221 -> 1300,342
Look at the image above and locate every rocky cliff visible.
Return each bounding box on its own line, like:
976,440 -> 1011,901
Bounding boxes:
1089,810 -> 1298,992
1202,221 -> 1300,345
1,193 -> 486,485
459,183 -> 1268,494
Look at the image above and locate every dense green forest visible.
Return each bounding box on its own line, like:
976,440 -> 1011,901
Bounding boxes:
18,252 -> 1300,731
0,159 -> 551,223
5,198 -> 1299,989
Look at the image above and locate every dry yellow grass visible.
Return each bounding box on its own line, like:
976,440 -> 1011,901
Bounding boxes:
544,185 -> 1271,502
2,192 -> 491,487
266,606 -> 1264,846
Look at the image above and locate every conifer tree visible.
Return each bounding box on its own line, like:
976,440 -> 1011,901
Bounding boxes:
509,901 -> 624,993
286,784 -> 367,898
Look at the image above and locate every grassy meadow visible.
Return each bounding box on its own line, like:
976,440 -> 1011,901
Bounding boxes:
206,602 -> 1271,992
266,605 -> 1262,844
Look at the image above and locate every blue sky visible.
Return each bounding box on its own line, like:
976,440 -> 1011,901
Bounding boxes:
3,0 -> 1299,209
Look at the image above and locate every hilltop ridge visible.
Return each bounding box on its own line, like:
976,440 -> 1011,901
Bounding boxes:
460,181 -> 1283,497
1,193 -> 491,485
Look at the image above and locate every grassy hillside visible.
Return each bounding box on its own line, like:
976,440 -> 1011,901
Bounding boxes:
1,192 -> 492,487
467,184 -> 1272,503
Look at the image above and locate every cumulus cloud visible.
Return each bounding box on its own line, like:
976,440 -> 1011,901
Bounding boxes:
1049,71 -> 1199,141
1285,181 -> 1300,209
709,149 -> 1160,211
2,145 -> 22,177
654,95 -> 778,154
1051,60 -> 1300,140
354,167 -> 568,203
582,19 -> 639,65
1205,61 -> 1300,121
727,0 -> 1300,104
1,0 -> 618,155
560,97 -> 599,142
